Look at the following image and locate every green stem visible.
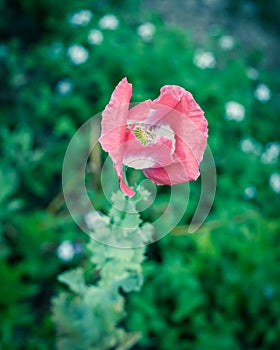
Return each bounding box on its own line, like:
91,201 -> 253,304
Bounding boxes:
122,165 -> 129,187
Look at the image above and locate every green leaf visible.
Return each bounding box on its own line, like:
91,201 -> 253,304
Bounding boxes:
58,268 -> 86,295
116,331 -> 142,350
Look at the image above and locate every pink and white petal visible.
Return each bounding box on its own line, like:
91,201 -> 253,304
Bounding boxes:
174,90 -> 208,134
142,105 -> 205,165
153,85 -> 208,135
153,85 -> 186,108
143,157 -> 200,186
173,122 -> 207,165
133,91 -> 207,165
123,132 -> 174,169
128,100 -> 174,128
128,96 -> 206,175
149,93 -> 207,165
141,120 -> 205,186
99,77 -> 132,153
98,77 -> 134,196
127,100 -> 153,123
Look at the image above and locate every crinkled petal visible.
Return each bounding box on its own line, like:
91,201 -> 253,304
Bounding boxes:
127,100 -> 153,123
123,130 -> 174,169
154,85 -> 208,135
98,77 -> 135,197
129,88 -> 207,167
99,77 -> 132,153
140,86 -> 207,185
143,157 -> 199,185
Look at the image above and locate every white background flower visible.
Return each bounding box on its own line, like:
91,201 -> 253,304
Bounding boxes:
68,9 -> 93,26
254,83 -> 271,102
240,138 -> 262,155
225,101 -> 245,121
137,23 -> 155,42
57,241 -> 75,262
67,45 -> 89,65
56,78 -> 73,95
219,35 -> 234,50
99,14 -> 119,30
261,142 -> 280,164
193,50 -> 216,69
269,173 -> 280,194
247,68 -> 259,80
88,29 -> 103,45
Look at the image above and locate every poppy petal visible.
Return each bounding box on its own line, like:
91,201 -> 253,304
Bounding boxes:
99,77 -> 135,197
123,131 -> 175,170
143,157 -> 199,185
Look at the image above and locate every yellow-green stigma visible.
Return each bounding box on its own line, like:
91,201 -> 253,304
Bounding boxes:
133,126 -> 153,146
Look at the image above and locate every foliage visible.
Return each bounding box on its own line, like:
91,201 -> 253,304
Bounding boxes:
0,0 -> 279,349
127,216 -> 280,349
52,190 -> 149,350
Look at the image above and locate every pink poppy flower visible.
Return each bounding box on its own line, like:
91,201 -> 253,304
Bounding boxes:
99,77 -> 208,197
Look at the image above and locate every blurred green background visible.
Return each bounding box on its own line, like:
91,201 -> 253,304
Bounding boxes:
0,0 -> 280,349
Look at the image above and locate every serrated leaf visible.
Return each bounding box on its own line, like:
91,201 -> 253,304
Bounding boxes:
120,274 -> 144,292
58,268 -> 86,295
116,331 -> 142,350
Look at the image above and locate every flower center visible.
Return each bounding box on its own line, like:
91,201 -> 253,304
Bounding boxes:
133,125 -> 155,146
